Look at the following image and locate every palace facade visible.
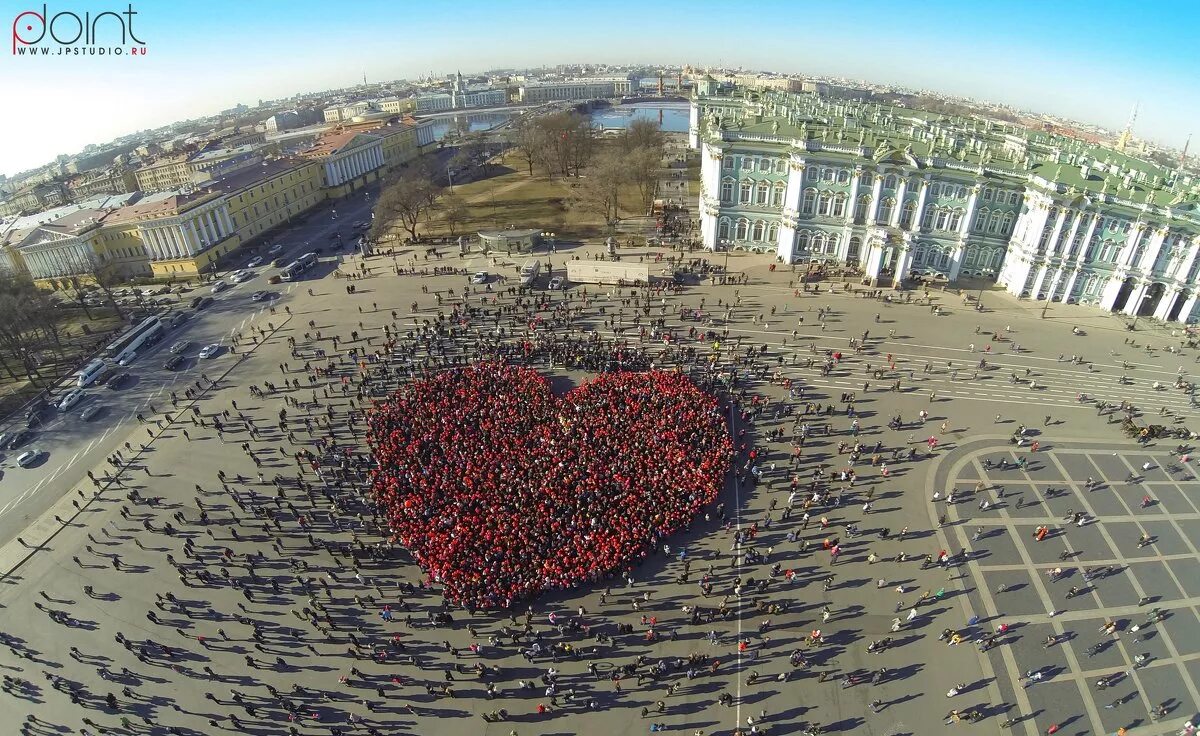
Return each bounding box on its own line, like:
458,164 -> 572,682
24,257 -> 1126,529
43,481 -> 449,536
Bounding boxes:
691,90 -> 1200,323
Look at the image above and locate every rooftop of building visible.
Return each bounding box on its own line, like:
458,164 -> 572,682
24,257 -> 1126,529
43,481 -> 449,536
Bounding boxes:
298,130 -> 380,159
695,89 -> 1200,215
104,189 -> 216,225
204,157 -> 314,195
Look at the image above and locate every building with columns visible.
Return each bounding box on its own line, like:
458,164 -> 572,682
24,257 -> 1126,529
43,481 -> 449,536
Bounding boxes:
300,131 -> 386,198
692,89 -> 1200,323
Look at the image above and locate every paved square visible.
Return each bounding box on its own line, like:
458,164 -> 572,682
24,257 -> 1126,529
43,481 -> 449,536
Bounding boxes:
944,442 -> 1200,735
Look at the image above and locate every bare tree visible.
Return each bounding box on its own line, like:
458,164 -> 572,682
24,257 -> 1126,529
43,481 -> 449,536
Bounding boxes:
513,116 -> 548,177
72,251 -> 127,321
437,194 -> 470,236
626,146 -> 662,215
623,119 -> 665,156
374,168 -> 442,241
571,148 -> 626,231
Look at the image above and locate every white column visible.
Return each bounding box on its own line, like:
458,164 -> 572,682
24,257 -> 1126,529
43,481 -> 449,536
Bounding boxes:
889,179 -> 907,228
948,245 -> 965,281
1030,265 -> 1050,298
1061,211 -> 1083,260
1174,238 -> 1200,288
1118,223 -> 1146,268
893,245 -> 914,288
186,222 -> 201,254
1098,276 -> 1126,311
1137,228 -> 1167,272
866,175 -> 883,223
1076,214 -> 1099,268
1122,281 -> 1150,316
959,186 -> 979,238
1061,268 -> 1081,300
1154,287 -> 1179,321
1045,209 -> 1068,257
1179,292 -> 1200,324
220,207 -> 234,235
912,180 -> 929,233
845,170 -> 860,225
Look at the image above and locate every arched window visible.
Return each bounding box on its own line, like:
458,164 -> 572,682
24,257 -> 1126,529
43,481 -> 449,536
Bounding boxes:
821,167 -> 835,183
722,155 -> 734,171
801,188 -> 817,215
735,219 -> 749,240
847,236 -> 862,260
720,178 -> 734,203
718,218 -> 730,239
796,231 -> 810,252
877,197 -> 895,224
813,232 -> 828,254
751,221 -> 765,241
884,173 -> 898,190
837,169 -> 851,185
913,245 -> 927,266
921,204 -> 935,229
948,208 -> 963,231
805,167 -> 818,181
981,187 -> 993,202
767,223 -> 778,242
973,207 -> 989,232
772,183 -> 785,207
935,208 -> 949,231
955,185 -> 966,199
756,182 -> 770,205
832,193 -> 847,218
1008,192 -> 1020,206
774,159 -> 787,174
854,195 -> 871,224
987,210 -> 1002,234
900,200 -> 916,229
1001,212 -> 1014,234
740,181 -> 752,204
818,192 -> 832,216
828,233 -> 840,255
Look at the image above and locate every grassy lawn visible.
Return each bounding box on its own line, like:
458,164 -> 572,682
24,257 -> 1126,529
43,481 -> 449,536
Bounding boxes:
420,150 -> 670,242
0,308 -> 125,417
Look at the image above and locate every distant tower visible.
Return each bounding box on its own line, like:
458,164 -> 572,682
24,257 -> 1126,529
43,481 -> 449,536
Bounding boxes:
1180,133 -> 1192,170
363,71 -> 367,85
658,71 -> 664,96
1117,102 -> 1139,152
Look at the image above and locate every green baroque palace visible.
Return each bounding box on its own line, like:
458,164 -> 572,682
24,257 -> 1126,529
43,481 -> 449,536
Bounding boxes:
690,88 -> 1200,323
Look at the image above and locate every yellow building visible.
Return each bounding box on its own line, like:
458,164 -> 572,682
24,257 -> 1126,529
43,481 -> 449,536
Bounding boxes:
134,155 -> 193,192
373,121 -> 421,173
214,157 -> 325,245
300,130 -> 386,198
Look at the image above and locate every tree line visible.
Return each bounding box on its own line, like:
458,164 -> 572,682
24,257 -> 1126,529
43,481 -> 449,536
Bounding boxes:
369,112 -> 668,242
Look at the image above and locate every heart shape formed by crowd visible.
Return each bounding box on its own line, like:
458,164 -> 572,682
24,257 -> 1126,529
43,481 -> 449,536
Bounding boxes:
367,362 -> 733,610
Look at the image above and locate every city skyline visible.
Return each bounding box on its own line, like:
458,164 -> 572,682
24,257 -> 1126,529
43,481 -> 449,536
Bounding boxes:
1,0 -> 1198,178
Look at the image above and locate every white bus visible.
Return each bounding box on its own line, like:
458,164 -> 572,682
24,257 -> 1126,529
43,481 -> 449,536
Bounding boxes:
76,358 -> 110,388
281,252 -> 318,282
103,316 -> 165,365
519,259 -> 541,286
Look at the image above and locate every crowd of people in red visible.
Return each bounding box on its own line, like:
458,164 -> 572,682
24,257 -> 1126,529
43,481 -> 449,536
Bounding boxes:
367,362 -> 732,610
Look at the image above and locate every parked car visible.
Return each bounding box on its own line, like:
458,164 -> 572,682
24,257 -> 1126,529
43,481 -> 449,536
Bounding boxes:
80,404 -> 103,421
107,371 -> 130,389
198,343 -> 221,359
230,269 -> 255,284
6,429 -> 32,450
471,271 -> 489,284
169,340 -> 191,355
548,276 -> 564,290
93,365 -> 118,386
57,389 -> 85,411
163,354 -> 185,371
267,243 -> 283,254
117,351 -> 138,367
16,449 -> 42,468
191,296 -> 213,310
169,312 -> 188,327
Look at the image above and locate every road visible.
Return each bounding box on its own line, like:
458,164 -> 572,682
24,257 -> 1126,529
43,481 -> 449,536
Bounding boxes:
0,182 -> 381,545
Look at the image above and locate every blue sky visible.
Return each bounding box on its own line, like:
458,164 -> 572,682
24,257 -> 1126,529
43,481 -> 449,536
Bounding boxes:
1,0 -> 1198,177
